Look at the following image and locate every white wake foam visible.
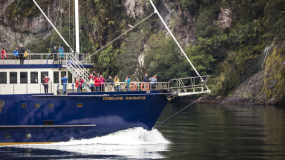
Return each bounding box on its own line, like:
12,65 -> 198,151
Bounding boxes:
11,127 -> 171,159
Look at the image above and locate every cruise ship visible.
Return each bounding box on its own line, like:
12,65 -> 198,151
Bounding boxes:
0,0 -> 210,144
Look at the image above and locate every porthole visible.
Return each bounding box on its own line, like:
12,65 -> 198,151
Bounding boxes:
5,134 -> 11,138
77,103 -> 83,108
25,134 -> 32,138
34,104 -> 40,108
48,104 -> 54,108
21,103 -> 26,108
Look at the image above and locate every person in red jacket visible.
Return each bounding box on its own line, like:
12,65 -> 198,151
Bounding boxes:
94,75 -> 100,92
1,48 -> 7,59
79,76 -> 84,93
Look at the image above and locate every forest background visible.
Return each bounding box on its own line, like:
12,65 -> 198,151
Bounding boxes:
1,0 -> 285,104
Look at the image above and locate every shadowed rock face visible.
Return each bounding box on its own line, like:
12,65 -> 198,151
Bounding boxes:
0,0 -> 65,51
0,0 -> 62,33
223,43 -> 285,106
223,70 -> 265,105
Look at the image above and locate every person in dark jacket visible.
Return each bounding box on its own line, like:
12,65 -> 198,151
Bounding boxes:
143,73 -> 148,90
143,73 -> 148,82
51,46 -> 57,61
106,76 -> 114,91
18,45 -> 25,65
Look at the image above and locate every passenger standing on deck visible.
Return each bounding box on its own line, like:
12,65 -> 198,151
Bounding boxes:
99,75 -> 105,92
124,76 -> 131,91
94,75 -> 100,92
13,47 -> 19,59
1,48 -> 7,59
89,73 -> 94,79
18,45 -> 25,65
106,76 -> 114,91
58,45 -> 64,63
149,75 -> 157,90
143,73 -> 148,82
61,75 -> 68,95
75,76 -> 80,93
51,46 -> 57,60
143,73 -> 148,90
43,76 -> 50,93
89,76 -> 95,92
79,76 -> 84,93
114,76 -> 120,92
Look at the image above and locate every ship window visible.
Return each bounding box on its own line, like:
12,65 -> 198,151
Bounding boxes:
43,121 -> 54,125
48,104 -> 54,108
34,104 -> 40,108
5,134 -> 11,138
77,103 -> 83,108
10,72 -> 17,84
21,103 -> 26,108
20,72 -> 28,84
25,134 -> 32,138
68,72 -> 72,83
53,72 -> 59,83
41,72 -> 48,83
31,72 -> 38,83
0,72 -> 7,84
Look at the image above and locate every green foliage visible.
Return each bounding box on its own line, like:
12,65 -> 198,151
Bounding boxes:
116,32 -> 144,80
228,22 -> 258,47
96,45 -> 119,78
195,8 -> 220,37
144,32 -> 189,81
263,0 -> 285,42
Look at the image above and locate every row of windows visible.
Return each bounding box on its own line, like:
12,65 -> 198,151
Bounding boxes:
20,103 -> 83,108
0,71 -> 73,84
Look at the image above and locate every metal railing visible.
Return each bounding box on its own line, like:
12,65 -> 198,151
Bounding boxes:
0,53 -> 93,65
0,82 -> 54,95
0,76 -> 210,95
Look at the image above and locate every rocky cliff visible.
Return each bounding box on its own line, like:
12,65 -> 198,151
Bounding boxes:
0,0 -> 65,51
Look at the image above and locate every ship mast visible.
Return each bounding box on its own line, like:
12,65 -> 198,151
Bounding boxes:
75,0 -> 80,54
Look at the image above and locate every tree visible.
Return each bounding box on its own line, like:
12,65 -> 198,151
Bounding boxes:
116,32 -> 144,80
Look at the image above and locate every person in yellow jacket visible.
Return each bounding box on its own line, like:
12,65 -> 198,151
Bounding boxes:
89,77 -> 95,92
114,76 -> 120,92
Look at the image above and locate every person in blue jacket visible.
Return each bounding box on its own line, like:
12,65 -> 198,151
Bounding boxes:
61,75 -> 68,95
149,75 -> 157,90
58,45 -> 64,63
124,76 -> 131,91
13,47 -> 19,59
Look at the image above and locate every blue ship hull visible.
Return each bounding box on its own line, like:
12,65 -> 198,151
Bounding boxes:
0,91 -> 168,143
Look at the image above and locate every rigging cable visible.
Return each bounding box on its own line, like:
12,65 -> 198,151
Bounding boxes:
148,0 -> 210,91
85,12 -> 155,60
152,94 -> 207,130
8,0 -> 19,26
49,0 -> 62,50
0,0 -> 14,16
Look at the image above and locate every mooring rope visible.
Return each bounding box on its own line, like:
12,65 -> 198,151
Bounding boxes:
152,94 -> 207,130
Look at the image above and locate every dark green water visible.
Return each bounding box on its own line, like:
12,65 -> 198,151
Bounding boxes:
0,101 -> 285,160
158,102 -> 285,160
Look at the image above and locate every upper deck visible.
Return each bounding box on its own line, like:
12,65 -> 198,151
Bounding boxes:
0,53 -> 93,68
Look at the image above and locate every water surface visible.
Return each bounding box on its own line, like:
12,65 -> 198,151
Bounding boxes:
1,101 -> 285,160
